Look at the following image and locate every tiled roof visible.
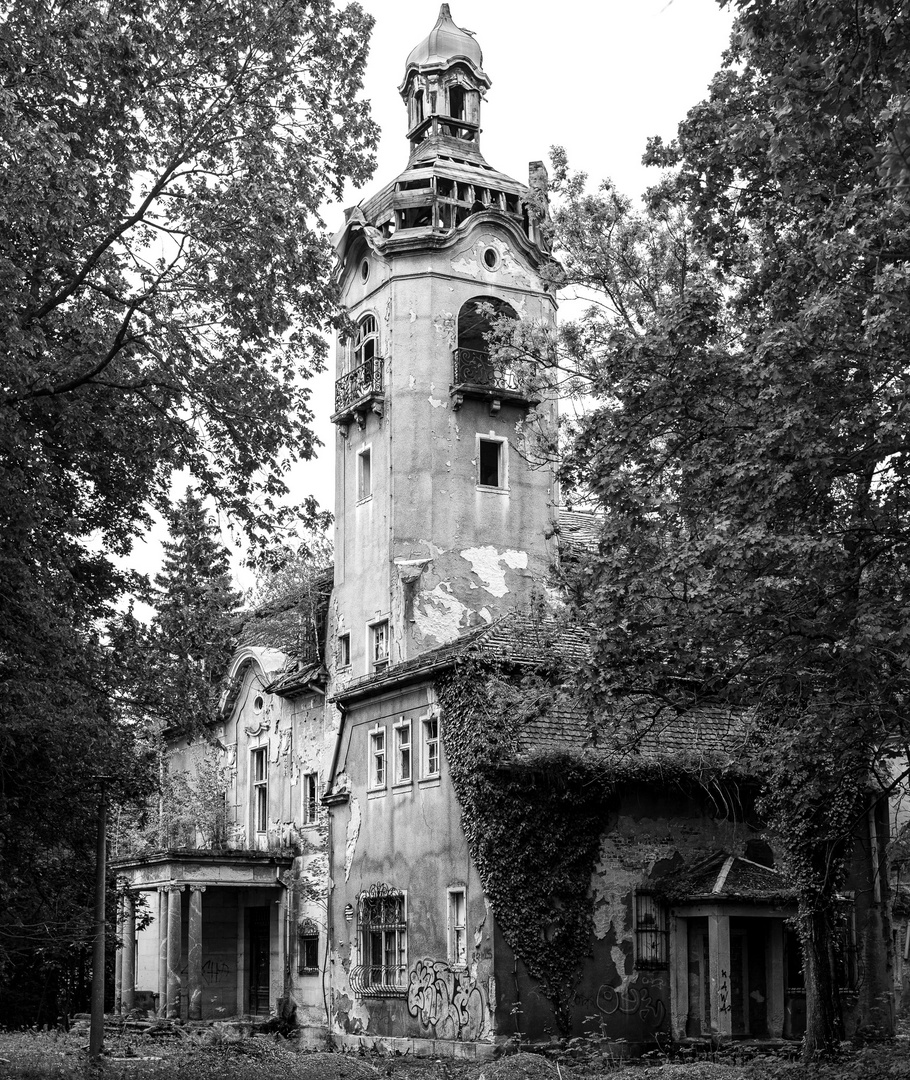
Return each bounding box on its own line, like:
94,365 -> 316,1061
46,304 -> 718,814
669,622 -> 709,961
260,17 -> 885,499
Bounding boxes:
659,853 -> 794,903
557,508 -> 602,556
264,661 -> 327,698
235,565 -> 333,660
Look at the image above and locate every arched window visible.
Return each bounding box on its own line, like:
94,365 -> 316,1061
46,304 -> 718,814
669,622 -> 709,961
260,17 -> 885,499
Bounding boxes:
455,297 -> 518,388
353,314 -> 378,369
449,85 -> 465,120
413,89 -> 424,126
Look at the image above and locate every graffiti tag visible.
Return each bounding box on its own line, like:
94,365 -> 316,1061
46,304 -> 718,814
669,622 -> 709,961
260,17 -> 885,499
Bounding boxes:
407,958 -> 487,1041
596,980 -> 667,1029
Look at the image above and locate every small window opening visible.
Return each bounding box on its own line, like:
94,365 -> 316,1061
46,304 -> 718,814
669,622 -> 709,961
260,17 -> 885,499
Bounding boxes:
478,439 -> 503,488
414,89 -> 424,124
253,694 -> 264,712
370,728 -> 386,788
449,85 -> 465,120
634,891 -> 669,969
358,448 -> 371,502
371,619 -> 389,672
338,632 -> 351,668
251,747 -> 268,834
298,920 -> 319,975
422,716 -> 440,777
302,771 -> 319,824
449,889 -> 467,966
360,259 -> 370,283
395,721 -> 412,784
483,247 -> 500,270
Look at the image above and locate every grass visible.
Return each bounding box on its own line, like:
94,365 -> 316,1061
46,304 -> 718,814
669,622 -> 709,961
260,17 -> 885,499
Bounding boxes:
1,1028 -> 910,1080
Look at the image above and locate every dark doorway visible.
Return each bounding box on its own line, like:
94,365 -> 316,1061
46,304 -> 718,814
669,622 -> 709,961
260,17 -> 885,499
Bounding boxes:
247,907 -> 270,1015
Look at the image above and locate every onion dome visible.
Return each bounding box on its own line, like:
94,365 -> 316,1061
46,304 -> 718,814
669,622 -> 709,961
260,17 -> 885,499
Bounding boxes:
400,4 -> 490,90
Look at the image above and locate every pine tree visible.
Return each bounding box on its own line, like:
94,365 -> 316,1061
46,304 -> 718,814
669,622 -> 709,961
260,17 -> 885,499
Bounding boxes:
150,487 -> 240,735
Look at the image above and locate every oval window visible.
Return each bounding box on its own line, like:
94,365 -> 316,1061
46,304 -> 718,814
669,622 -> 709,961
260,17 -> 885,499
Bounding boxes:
253,694 -> 264,712
482,247 -> 500,271
360,259 -> 370,283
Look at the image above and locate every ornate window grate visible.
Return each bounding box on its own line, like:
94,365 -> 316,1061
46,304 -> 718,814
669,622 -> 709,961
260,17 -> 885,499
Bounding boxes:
335,357 -> 384,414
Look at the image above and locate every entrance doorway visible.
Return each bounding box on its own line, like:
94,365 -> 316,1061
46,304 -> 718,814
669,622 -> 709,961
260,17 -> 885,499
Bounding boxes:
247,907 -> 270,1015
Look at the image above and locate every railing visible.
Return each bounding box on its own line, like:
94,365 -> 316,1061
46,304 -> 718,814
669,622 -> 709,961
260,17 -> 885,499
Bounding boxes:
453,347 -> 524,393
348,964 -> 408,998
335,357 -> 384,414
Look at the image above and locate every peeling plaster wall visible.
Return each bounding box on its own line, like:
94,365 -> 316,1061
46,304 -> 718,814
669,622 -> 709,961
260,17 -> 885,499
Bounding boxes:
326,683 -> 495,1042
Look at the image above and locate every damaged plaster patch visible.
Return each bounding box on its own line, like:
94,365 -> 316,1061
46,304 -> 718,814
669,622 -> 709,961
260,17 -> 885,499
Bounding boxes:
460,547 -> 528,598
428,396 -> 444,408
409,375 -> 417,390
344,795 -> 361,882
413,582 -> 471,644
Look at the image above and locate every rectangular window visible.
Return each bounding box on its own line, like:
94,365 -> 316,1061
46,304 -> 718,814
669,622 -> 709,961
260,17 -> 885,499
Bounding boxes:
357,886 -> 407,994
338,632 -> 351,669
448,888 -> 467,966
251,747 -> 268,834
370,728 -> 386,789
370,619 -> 389,672
634,891 -> 669,969
478,437 -> 504,488
297,920 -> 319,975
422,715 -> 440,777
395,721 -> 412,784
358,447 -> 372,501
302,771 -> 318,824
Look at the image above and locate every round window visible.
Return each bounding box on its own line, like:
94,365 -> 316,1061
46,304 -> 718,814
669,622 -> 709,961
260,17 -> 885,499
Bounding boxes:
360,259 -> 370,283
253,694 -> 264,712
482,247 -> 500,271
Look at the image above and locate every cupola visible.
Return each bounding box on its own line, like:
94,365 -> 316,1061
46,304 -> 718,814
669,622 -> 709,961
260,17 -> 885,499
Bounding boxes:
399,4 -> 492,162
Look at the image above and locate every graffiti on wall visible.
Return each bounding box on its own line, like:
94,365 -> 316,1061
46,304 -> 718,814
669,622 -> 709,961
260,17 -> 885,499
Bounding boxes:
596,976 -> 667,1030
407,958 -> 487,1041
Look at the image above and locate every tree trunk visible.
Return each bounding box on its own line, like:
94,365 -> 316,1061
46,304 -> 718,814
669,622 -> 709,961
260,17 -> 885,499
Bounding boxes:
801,905 -> 844,1057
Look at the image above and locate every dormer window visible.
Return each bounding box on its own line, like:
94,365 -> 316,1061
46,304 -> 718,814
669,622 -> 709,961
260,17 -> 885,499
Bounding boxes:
353,314 -> 378,368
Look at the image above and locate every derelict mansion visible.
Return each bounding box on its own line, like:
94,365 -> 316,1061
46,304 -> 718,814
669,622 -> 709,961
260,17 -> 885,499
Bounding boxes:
113,5 -> 897,1054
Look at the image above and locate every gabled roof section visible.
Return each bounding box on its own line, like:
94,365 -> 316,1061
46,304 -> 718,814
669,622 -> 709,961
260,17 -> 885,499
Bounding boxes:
659,852 -> 795,904
557,507 -> 601,557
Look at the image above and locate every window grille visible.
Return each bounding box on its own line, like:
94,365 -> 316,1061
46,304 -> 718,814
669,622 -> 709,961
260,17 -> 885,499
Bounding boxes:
634,891 -> 669,970
297,918 -> 319,975
351,883 -> 407,997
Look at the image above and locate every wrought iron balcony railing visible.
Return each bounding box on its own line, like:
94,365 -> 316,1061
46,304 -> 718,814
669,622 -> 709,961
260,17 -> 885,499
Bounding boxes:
453,347 -> 525,392
334,357 -> 384,416
348,964 -> 408,998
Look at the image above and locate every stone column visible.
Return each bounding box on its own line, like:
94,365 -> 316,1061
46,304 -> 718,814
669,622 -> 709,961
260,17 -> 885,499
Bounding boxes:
708,910 -> 732,1039
114,896 -> 124,1015
187,886 -> 206,1021
157,888 -> 168,1017
766,919 -> 785,1039
121,891 -> 136,1014
166,885 -> 184,1020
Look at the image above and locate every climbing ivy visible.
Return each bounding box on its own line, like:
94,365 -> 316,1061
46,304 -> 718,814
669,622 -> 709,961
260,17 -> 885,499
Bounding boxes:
438,654 -> 746,1037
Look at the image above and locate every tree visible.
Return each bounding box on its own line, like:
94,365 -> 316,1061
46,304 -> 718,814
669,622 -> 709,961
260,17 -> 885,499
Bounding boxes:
0,0 -> 376,1024
540,0 -> 910,1054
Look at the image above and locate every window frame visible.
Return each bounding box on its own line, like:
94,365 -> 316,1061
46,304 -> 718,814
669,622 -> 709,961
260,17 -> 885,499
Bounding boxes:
369,726 -> 386,791
369,617 -> 390,673
251,746 -> 268,835
447,887 -> 467,968
297,918 -> 320,976
353,313 -> 378,369
356,884 -> 408,996
337,632 -> 351,670
302,770 -> 319,825
633,890 -> 669,970
421,714 -> 440,779
393,719 -> 412,786
476,434 -> 508,491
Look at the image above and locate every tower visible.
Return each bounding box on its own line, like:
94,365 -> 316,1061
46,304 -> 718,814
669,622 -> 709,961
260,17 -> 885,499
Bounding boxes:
330,4 -> 557,679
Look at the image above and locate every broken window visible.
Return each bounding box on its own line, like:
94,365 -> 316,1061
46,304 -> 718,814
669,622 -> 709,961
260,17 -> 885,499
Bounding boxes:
338,632 -> 351,669
369,728 -> 386,789
358,885 -> 407,993
478,437 -> 505,489
353,314 -> 377,368
634,891 -> 669,969
422,715 -> 440,777
394,720 -> 412,784
297,919 -> 319,975
357,447 -> 371,502
302,771 -> 318,825
370,619 -> 389,672
448,888 -> 467,966
251,747 -> 268,834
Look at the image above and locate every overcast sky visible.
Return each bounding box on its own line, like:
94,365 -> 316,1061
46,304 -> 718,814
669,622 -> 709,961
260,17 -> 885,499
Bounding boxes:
129,0 -> 736,590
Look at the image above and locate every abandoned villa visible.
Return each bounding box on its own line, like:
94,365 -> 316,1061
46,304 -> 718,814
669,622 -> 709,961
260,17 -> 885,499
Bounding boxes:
112,5 -> 900,1057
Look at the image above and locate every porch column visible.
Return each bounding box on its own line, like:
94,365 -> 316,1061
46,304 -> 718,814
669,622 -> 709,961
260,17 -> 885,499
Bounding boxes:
767,919 -> 785,1039
114,895 -> 124,1015
121,891 -> 136,1014
669,915 -> 689,1040
188,885 -> 206,1021
708,911 -> 732,1039
166,884 -> 184,1019
157,887 -> 168,1017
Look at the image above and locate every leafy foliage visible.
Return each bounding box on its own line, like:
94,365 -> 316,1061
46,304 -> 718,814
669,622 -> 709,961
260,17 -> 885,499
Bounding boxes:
544,0 -> 910,1055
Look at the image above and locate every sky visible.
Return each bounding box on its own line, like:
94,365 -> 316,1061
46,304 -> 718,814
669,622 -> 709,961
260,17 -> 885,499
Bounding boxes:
128,0 -> 736,593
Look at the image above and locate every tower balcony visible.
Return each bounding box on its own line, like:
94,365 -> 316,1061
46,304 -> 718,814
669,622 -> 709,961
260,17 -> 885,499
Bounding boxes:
451,347 -> 540,414
332,357 -> 385,431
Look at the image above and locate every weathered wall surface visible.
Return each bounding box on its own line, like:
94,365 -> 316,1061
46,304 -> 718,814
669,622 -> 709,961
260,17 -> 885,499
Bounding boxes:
327,682 -> 496,1043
